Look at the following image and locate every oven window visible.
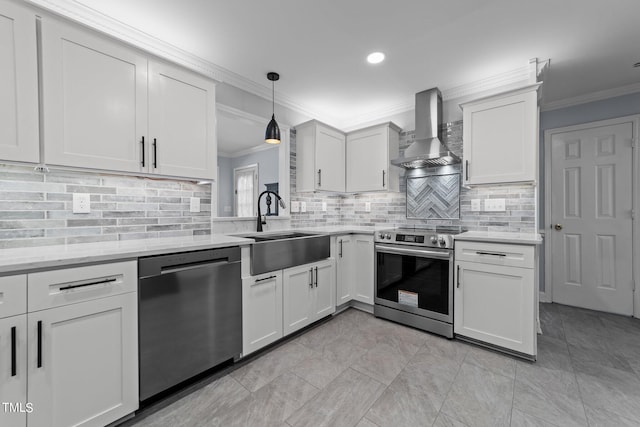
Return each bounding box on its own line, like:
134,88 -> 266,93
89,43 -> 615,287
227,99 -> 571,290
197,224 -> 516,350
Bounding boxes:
376,251 -> 449,315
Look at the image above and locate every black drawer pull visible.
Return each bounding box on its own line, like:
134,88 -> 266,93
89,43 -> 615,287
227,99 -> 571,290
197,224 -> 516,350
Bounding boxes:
37,321 -> 42,368
255,275 -> 276,283
153,138 -> 158,168
141,136 -> 145,167
59,277 -> 117,291
11,326 -> 16,376
475,251 -> 507,257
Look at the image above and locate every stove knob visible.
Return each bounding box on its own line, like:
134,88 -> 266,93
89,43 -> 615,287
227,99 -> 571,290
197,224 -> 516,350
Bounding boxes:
385,233 -> 392,240
378,232 -> 385,239
438,236 -> 446,246
430,236 -> 438,244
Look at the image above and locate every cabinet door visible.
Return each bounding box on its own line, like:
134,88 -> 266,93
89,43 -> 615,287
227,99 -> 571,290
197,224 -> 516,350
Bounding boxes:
0,0 -> 38,163
315,125 -> 345,192
148,60 -> 217,180
0,314 -> 27,427
41,17 -> 147,173
346,127 -> 388,192
283,264 -> 315,335
454,261 -> 535,356
353,235 -> 374,304
336,236 -> 355,305
313,259 -> 336,320
242,272 -> 283,356
27,293 -> 138,427
462,88 -> 537,184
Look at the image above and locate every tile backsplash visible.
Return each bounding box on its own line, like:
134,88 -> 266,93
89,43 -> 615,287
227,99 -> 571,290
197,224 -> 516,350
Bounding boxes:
290,121 -> 536,232
0,164 -> 211,248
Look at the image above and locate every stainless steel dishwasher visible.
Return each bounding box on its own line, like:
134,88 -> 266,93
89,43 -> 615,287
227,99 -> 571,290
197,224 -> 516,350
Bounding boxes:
138,246 -> 242,401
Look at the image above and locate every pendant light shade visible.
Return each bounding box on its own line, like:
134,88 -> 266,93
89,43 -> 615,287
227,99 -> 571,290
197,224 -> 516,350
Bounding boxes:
265,72 -> 281,145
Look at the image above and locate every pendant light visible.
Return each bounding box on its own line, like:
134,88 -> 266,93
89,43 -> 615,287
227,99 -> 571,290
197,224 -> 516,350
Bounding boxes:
265,72 -> 281,144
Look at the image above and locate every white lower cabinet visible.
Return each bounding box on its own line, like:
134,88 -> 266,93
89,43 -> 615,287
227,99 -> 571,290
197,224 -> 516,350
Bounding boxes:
27,293 -> 138,427
242,271 -> 283,356
283,259 -> 335,336
335,234 -> 374,306
454,241 -> 537,357
0,314 -> 28,427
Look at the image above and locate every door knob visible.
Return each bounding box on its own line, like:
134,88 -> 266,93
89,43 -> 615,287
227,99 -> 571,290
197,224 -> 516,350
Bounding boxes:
554,224 -> 563,231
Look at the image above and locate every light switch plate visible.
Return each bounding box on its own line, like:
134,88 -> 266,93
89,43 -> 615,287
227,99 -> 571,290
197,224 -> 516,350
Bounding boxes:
290,201 -> 300,212
471,199 -> 481,211
365,202 -> 371,212
189,197 -> 201,213
484,198 -> 506,212
300,202 -> 307,213
322,202 -> 327,212
72,193 -> 90,213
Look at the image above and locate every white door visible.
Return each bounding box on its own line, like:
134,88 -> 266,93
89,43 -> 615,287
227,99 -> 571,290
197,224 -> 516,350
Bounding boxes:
283,264 -> 314,335
41,17 -> 147,173
27,293 -> 138,427
353,235 -> 374,304
549,120 -> 634,315
242,272 -> 283,356
313,260 -> 336,319
234,164 -> 258,217
0,314 -> 27,427
346,127 -> 388,192
0,0 -> 39,164
315,125 -> 345,192
148,60 -> 217,179
336,235 -> 354,305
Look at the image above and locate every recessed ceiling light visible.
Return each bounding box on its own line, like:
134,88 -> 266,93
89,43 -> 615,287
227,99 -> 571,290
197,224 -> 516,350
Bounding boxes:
367,52 -> 385,64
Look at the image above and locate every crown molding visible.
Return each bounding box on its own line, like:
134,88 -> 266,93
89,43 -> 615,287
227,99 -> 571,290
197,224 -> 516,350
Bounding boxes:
541,82 -> 640,112
219,143 -> 278,159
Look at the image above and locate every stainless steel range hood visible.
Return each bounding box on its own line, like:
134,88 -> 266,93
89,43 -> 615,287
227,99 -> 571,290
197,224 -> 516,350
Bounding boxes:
391,88 -> 461,169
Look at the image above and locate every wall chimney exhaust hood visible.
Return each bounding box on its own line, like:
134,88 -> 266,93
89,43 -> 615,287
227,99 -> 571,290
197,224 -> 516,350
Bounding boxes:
391,88 -> 460,169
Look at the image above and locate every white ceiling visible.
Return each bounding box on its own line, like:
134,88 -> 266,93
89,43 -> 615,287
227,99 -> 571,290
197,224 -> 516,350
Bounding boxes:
216,109 -> 266,156
47,0 -> 640,128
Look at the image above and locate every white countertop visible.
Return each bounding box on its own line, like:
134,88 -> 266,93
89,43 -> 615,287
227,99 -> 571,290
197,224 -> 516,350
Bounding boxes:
455,231 -> 543,245
0,234 -> 253,275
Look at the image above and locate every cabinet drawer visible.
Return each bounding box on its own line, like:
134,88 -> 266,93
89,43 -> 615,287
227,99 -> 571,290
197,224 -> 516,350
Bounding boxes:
455,241 -> 534,269
0,275 -> 27,318
28,261 -> 137,312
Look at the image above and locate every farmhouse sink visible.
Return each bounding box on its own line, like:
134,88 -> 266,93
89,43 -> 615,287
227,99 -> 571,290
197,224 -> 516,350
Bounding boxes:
245,232 -> 330,275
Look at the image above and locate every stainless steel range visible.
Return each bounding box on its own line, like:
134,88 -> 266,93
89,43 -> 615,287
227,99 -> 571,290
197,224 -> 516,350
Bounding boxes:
374,227 -> 459,338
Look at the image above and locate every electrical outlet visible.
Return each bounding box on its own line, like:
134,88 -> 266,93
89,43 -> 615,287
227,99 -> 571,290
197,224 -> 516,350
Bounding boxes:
484,198 -> 506,212
471,199 -> 481,211
189,197 -> 201,213
290,201 -> 300,212
300,202 -> 307,213
365,202 -> 371,212
322,202 -> 327,212
72,193 -> 90,214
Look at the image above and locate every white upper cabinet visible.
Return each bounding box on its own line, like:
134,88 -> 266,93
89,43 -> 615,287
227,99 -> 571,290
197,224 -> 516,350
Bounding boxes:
346,123 -> 400,192
148,61 -> 217,180
0,0 -> 39,164
296,120 -> 345,192
41,16 -> 217,180
460,83 -> 541,185
41,16 -> 148,174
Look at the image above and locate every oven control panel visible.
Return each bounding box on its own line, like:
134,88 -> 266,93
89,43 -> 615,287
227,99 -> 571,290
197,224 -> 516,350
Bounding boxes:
375,229 -> 456,249
395,234 -> 424,243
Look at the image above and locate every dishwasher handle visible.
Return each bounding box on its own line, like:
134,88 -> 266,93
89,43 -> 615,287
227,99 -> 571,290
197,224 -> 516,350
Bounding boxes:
139,247 -> 241,278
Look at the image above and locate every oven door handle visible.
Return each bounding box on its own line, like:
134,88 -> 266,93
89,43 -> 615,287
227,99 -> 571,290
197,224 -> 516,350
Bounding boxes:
375,244 -> 451,260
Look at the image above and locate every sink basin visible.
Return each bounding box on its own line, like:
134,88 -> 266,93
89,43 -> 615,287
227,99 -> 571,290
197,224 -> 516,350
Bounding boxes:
246,232 -> 330,275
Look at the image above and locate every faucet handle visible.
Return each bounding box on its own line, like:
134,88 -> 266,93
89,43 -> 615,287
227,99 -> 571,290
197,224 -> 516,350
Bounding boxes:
261,215 -> 267,225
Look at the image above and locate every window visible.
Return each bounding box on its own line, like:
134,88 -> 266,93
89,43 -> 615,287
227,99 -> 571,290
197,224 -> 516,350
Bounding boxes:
234,164 -> 258,217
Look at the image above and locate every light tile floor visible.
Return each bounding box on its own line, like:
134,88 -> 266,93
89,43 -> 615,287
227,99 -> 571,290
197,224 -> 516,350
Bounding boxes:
131,303 -> 640,427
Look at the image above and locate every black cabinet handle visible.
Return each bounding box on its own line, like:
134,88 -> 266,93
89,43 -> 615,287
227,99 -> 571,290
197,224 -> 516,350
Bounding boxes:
314,267 -> 318,288
152,138 -> 158,169
59,277 -> 117,291
318,169 -> 322,187
309,269 -> 313,288
255,275 -> 276,283
475,251 -> 507,257
141,136 -> 145,167
456,265 -> 461,289
11,326 -> 16,376
339,240 -> 343,258
465,160 -> 469,181
382,170 -> 386,187
37,321 -> 42,368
